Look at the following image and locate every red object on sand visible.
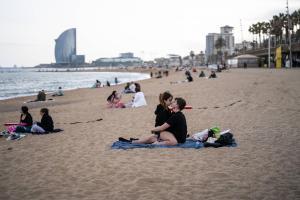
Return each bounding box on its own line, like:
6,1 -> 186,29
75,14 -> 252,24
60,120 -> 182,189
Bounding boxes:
184,105 -> 192,109
4,122 -> 27,126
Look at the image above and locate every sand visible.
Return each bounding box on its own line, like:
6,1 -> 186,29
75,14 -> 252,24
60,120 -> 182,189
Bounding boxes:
0,68 -> 299,200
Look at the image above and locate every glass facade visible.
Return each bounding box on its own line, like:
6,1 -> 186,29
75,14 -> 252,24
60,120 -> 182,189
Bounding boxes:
55,28 -> 76,64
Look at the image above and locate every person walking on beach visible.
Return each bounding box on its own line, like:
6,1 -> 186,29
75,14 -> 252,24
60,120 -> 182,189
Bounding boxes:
31,108 -> 54,133
132,97 -> 187,145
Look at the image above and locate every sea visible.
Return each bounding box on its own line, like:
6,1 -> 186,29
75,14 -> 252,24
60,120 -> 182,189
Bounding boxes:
0,67 -> 150,100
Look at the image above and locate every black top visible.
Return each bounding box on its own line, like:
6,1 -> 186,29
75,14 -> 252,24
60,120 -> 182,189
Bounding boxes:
37,114 -> 54,132
154,104 -> 172,127
166,111 -> 187,143
199,71 -> 205,77
20,113 -> 33,126
209,73 -> 217,78
187,75 -> 193,82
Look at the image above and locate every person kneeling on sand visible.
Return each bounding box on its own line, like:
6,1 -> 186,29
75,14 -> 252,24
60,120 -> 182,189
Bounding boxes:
132,97 -> 187,145
31,108 -> 54,133
107,90 -> 125,108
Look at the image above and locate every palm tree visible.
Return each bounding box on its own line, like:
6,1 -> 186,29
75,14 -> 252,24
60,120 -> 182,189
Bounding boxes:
215,37 -> 226,64
248,25 -> 255,42
262,22 -> 271,47
189,51 -> 195,66
270,15 -> 283,45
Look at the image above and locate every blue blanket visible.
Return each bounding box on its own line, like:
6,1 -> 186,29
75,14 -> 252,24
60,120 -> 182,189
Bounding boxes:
111,139 -> 237,150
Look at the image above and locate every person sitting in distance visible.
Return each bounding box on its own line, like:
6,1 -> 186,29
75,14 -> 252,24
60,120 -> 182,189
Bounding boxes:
31,108 -> 54,133
209,71 -> 217,78
52,87 -> 64,96
199,71 -> 206,77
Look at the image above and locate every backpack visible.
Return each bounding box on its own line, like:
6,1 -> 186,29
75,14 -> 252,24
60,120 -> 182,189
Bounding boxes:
204,132 -> 234,148
215,132 -> 234,146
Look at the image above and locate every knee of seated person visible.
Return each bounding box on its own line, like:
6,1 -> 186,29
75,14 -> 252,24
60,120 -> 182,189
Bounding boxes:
166,140 -> 178,145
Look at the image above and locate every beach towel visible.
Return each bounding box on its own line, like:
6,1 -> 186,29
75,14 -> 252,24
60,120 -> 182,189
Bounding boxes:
111,138 -> 237,150
31,128 -> 64,135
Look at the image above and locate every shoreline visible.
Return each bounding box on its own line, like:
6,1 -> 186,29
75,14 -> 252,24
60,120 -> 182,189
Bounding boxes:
0,70 -> 151,102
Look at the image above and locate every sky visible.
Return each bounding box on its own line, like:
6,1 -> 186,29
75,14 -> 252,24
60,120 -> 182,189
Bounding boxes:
0,0 -> 299,67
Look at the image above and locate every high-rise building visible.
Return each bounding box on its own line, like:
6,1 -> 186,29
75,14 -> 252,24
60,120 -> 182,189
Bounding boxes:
205,25 -> 235,63
221,25 -> 234,55
206,33 -> 220,56
54,28 -> 85,65
55,28 -> 77,64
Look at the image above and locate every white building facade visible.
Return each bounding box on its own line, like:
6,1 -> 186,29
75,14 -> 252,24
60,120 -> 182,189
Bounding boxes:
205,25 -> 235,64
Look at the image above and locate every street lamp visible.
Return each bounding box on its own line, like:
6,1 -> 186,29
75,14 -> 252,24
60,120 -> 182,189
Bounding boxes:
287,0 -> 292,68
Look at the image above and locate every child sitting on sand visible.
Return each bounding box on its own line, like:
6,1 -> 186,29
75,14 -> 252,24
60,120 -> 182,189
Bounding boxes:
31,108 -> 54,133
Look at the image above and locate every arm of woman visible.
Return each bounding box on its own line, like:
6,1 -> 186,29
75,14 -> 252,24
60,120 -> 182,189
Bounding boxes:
151,123 -> 170,133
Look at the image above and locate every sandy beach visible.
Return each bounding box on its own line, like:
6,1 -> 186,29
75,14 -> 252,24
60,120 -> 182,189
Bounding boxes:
0,68 -> 299,200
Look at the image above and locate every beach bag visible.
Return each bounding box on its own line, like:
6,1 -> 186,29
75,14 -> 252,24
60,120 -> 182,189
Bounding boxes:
215,132 -> 234,146
192,129 -> 209,142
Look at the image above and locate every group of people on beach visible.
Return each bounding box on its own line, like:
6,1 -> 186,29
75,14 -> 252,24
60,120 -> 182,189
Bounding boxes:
6,106 -> 54,134
92,77 -> 119,88
107,82 -> 147,108
27,87 -> 64,103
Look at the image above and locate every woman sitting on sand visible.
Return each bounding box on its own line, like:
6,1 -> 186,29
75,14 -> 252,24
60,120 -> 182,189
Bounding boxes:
31,108 -> 54,133
107,90 -> 125,108
16,106 -> 33,132
126,83 -> 147,108
155,91 -> 173,128
11,106 -> 33,133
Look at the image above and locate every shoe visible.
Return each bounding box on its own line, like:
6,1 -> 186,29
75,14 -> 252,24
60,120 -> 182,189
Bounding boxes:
118,137 -> 131,143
